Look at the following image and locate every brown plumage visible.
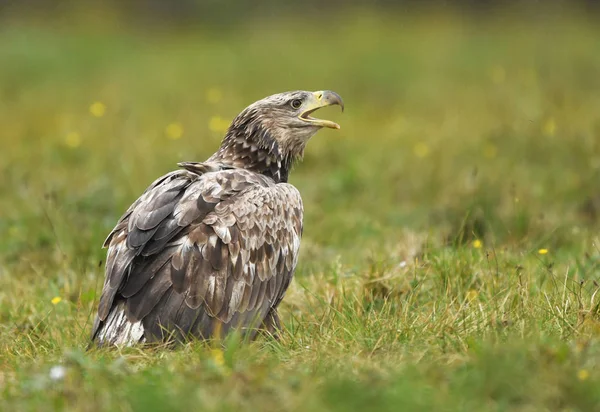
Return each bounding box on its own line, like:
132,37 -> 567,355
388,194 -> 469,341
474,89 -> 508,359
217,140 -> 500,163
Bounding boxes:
91,90 -> 343,346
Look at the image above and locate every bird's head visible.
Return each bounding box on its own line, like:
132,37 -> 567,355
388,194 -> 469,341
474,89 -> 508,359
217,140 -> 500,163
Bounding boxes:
213,90 -> 343,181
242,89 -> 343,131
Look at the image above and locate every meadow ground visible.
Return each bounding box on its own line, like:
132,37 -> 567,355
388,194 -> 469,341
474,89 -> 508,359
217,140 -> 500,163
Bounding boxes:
2,8 -> 600,411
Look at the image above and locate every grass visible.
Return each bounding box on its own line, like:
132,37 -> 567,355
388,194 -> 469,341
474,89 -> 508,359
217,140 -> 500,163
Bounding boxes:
2,7 -> 600,411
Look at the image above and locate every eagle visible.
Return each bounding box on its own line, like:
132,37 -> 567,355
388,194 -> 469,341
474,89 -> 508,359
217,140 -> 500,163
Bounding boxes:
91,90 -> 344,346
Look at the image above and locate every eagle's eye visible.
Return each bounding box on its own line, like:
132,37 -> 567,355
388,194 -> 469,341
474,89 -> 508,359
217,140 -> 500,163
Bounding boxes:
290,99 -> 302,109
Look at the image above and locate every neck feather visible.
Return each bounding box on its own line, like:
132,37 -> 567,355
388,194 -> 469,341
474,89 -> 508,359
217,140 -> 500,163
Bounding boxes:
209,122 -> 296,183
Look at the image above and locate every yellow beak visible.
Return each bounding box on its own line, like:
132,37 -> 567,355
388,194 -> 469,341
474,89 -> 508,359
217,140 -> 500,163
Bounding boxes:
298,90 -> 344,129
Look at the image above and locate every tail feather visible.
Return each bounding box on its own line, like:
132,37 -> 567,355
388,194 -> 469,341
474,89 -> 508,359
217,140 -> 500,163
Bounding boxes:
93,302 -> 145,346
91,297 -> 280,347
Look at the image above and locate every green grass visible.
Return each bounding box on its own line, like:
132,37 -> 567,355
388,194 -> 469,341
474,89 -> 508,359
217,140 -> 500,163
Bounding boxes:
2,8 -> 600,411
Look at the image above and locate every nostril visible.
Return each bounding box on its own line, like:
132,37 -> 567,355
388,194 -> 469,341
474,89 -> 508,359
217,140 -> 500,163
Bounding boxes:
315,92 -> 323,100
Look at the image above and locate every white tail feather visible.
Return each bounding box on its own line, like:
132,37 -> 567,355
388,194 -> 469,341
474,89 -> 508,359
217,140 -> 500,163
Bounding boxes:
96,304 -> 145,346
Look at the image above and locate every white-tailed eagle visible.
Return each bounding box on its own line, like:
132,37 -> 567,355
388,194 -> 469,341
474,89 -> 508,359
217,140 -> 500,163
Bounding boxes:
91,90 -> 344,346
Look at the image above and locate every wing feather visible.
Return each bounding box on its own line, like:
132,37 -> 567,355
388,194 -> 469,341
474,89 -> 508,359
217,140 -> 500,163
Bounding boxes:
125,263 -> 172,320
120,246 -> 177,298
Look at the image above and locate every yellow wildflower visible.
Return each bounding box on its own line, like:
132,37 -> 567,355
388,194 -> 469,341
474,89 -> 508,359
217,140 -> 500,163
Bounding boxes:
64,132 -> 81,148
89,102 -> 106,117
206,88 -> 223,104
472,239 -> 482,249
538,249 -> 548,255
466,289 -> 479,301
211,349 -> 225,367
165,123 -> 184,140
577,369 -> 589,381
413,142 -> 429,158
542,118 -> 556,137
51,297 -> 62,305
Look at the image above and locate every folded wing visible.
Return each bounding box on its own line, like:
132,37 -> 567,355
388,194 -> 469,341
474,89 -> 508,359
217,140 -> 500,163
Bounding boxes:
93,164 -> 303,344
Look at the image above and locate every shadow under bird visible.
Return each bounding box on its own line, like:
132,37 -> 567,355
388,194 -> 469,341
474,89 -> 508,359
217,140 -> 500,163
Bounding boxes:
91,90 -> 344,346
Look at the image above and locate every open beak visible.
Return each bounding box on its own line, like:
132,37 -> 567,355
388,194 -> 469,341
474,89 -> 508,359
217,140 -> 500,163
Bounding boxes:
299,90 -> 344,129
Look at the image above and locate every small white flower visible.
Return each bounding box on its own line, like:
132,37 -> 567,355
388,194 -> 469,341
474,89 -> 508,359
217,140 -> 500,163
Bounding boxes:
49,365 -> 66,381
399,261 -> 407,268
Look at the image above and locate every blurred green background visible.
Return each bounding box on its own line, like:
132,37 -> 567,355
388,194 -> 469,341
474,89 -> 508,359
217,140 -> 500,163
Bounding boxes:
2,1 -> 600,411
